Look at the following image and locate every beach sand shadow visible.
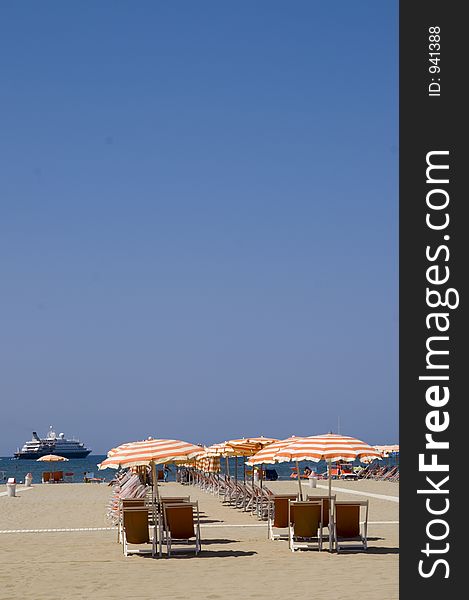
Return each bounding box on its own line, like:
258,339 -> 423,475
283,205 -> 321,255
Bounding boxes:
198,538 -> 239,545
169,549 -> 257,559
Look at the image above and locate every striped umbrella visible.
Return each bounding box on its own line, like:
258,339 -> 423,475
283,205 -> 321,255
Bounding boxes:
195,453 -> 221,474
225,438 -> 278,482
246,437 -> 305,465
246,435 -> 301,497
374,444 -> 399,456
99,438 -> 202,469
206,437 -> 278,481
276,433 -> 382,501
226,437 -> 278,451
247,437 -> 307,496
98,438 -> 203,503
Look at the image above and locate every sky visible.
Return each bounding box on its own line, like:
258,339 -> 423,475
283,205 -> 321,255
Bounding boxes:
0,1 -> 398,455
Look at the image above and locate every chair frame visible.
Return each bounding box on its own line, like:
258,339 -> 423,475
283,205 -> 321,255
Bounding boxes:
122,506 -> 156,557
163,501 -> 201,557
332,500 -> 369,552
288,500 -> 323,552
267,494 -> 299,540
306,493 -> 336,546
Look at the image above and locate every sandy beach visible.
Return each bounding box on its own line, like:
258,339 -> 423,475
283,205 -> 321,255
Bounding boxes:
0,479 -> 398,600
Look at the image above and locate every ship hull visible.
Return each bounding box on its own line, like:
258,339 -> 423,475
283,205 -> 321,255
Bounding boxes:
14,450 -> 92,460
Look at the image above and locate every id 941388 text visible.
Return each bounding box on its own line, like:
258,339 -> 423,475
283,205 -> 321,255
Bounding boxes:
428,26 -> 441,97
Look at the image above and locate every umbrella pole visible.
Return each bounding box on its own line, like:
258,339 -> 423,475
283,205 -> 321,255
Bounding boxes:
260,463 -> 263,489
151,461 -> 161,558
243,459 -> 246,484
235,456 -> 238,483
225,456 -> 230,480
328,459 -> 333,551
296,460 -> 303,500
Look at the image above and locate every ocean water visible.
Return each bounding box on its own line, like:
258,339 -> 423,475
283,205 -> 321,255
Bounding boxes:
0,455 -> 396,485
0,455 -> 111,485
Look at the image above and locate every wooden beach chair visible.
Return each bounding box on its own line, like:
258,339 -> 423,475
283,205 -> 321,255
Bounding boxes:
118,499 -> 147,543
163,501 -> 201,556
332,500 -> 369,552
122,507 -> 156,557
306,494 -> 336,528
53,471 -> 64,483
42,472 -> 52,483
267,494 -> 298,540
288,500 -> 323,552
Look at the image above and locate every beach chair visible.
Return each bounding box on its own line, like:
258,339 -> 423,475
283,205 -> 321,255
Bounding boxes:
53,471 -> 64,483
122,507 -> 156,557
163,501 -> 201,557
288,500 -> 323,552
267,494 -> 298,540
42,472 -> 52,483
118,499 -> 147,543
332,500 -> 369,552
306,494 -> 336,528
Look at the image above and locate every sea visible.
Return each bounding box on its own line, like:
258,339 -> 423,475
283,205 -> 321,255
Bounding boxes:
0,455 -> 397,485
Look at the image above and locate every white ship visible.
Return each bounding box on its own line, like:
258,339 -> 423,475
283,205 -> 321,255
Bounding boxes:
14,426 -> 92,459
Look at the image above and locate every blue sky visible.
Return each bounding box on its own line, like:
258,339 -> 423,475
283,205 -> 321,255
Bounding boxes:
0,1 -> 398,454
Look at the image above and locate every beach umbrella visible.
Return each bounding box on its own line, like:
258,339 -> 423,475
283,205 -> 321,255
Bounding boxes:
36,454 -> 69,462
374,444 -> 399,456
204,443 -> 236,479
98,438 -> 203,503
225,437 -> 278,483
204,441 -> 252,480
36,454 -> 69,482
247,436 -> 307,497
275,433 -> 382,535
207,437 -> 278,483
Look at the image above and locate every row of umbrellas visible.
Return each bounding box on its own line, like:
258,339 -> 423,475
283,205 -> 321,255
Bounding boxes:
95,434 -> 383,509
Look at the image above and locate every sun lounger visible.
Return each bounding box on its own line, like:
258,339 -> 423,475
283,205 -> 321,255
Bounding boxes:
307,494 -> 336,548
288,500 -> 323,552
163,501 -> 201,556
42,472 -> 51,483
122,507 -> 156,557
268,494 -> 299,540
332,500 -> 369,552
306,494 -> 336,528
159,495 -> 190,506
53,471 -> 64,483
118,499 -> 147,542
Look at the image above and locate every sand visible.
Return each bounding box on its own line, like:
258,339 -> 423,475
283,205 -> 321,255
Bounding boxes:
0,479 -> 398,600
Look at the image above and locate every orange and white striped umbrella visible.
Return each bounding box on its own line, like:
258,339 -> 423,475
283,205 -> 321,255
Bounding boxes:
97,438 -> 203,470
206,437 -> 277,458
247,436 -> 306,465
196,454 -> 221,473
227,437 -> 278,453
374,444 -> 399,456
275,433 -> 382,463
204,437 -> 278,481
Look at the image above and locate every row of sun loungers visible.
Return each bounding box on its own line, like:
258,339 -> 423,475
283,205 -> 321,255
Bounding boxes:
190,472 -> 369,553
106,472 -> 149,526
359,464 -> 399,481
106,470 -> 371,556
268,493 -> 368,552
42,471 -> 64,483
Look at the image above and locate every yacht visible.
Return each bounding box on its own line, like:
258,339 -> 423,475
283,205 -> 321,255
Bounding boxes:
14,426 -> 92,459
